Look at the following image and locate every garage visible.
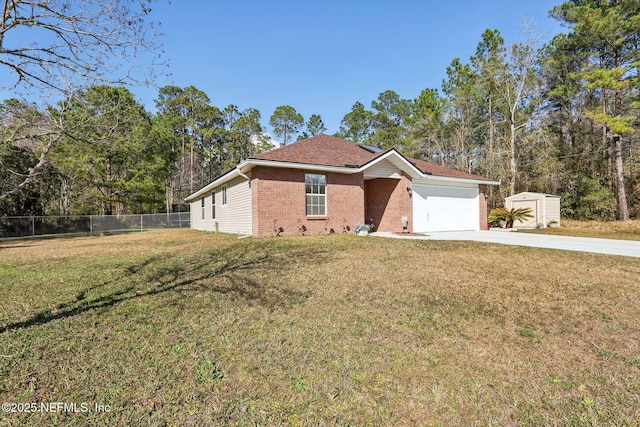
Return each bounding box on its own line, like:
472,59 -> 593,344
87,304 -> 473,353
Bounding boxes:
412,183 -> 479,232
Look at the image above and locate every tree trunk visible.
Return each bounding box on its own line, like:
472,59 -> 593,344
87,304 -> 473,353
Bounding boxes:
488,94 -> 495,205
602,89 -> 614,186
105,157 -> 113,216
613,135 -> 629,220
0,137 -> 54,202
59,177 -> 70,215
190,142 -> 194,193
509,113 -> 517,196
166,186 -> 171,213
180,133 -> 186,201
612,45 -> 629,221
488,94 -> 494,172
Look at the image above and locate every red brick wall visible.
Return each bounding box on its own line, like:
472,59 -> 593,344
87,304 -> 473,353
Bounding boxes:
251,166 -> 365,237
479,184 -> 489,230
365,175 -> 413,233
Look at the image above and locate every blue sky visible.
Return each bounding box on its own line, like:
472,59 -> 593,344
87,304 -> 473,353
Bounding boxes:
7,0 -> 567,138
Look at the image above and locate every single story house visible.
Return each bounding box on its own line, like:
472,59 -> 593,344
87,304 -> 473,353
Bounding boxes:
185,134 -> 500,237
505,192 -> 561,228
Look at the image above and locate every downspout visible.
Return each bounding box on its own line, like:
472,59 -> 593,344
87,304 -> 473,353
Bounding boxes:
237,166 -> 250,183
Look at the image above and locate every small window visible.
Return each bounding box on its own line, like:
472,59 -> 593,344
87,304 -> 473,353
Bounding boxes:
201,197 -> 205,220
305,174 -> 326,216
211,191 -> 216,219
222,185 -> 228,206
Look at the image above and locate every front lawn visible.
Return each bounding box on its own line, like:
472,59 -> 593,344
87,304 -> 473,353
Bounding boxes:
1,230 -> 639,425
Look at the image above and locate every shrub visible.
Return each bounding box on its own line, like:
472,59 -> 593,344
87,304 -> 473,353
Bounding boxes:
355,223 -> 374,234
561,175 -> 617,220
488,207 -> 534,229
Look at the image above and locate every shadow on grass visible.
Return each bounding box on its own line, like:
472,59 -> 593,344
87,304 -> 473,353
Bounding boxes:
0,229 -> 157,250
0,231 -> 102,246
0,244 -> 39,250
0,240 -> 324,334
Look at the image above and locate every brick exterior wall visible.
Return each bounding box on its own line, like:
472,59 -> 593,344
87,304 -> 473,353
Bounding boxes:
364,175 -> 413,233
251,166 -> 365,237
479,184 -> 489,230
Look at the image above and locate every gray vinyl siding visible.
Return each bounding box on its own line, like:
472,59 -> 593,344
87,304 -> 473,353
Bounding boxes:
189,175 -> 252,234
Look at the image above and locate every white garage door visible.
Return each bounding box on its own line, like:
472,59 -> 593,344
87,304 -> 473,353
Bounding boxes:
413,184 -> 479,232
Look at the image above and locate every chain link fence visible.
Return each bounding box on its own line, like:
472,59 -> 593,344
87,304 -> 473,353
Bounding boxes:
0,213 -> 190,238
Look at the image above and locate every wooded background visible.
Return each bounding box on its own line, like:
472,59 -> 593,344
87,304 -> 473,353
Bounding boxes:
1,0 -> 639,220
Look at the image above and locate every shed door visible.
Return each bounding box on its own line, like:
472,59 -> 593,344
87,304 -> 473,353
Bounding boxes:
510,199 -> 538,228
412,184 -> 479,232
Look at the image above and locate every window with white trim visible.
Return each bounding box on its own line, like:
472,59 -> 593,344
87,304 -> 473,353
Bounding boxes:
201,197 -> 205,220
211,191 -> 216,219
222,185 -> 228,205
305,174 -> 326,216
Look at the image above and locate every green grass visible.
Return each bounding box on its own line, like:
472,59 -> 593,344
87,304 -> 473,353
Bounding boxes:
1,229 -> 640,426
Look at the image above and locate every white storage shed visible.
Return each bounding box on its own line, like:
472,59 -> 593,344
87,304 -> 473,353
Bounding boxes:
505,192 -> 561,228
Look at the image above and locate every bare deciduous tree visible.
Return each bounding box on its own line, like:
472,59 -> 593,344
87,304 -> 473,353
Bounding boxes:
0,0 -> 165,202
1,0 -> 164,94
0,100 -> 60,202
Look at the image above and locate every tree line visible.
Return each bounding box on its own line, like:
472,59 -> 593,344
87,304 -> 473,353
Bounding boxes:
1,0 -> 639,220
0,85 -> 331,216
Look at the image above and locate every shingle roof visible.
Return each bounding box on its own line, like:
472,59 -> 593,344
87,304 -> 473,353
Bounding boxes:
252,134 -> 379,167
252,134 -> 495,182
408,157 -> 492,181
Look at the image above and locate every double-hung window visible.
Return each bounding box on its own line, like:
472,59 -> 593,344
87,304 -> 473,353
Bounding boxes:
201,197 -> 205,220
211,191 -> 216,219
305,174 -> 326,216
222,185 -> 228,206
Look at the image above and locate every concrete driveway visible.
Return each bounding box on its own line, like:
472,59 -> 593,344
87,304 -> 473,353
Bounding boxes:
371,230 -> 640,258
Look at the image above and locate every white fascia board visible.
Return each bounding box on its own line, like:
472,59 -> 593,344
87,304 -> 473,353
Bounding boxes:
186,159 -> 360,202
186,155 -> 500,202
247,155 -> 419,177
507,191 -> 559,199
359,150 -> 422,178
185,169 -> 242,202
360,150 -> 500,185
242,159 -> 361,174
416,174 -> 501,186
